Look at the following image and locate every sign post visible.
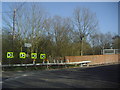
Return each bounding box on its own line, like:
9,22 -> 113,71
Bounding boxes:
40,54 -> 46,60
31,53 -> 37,65
7,52 -> 14,66
40,54 -> 47,68
19,52 -> 26,59
24,43 -> 32,68
19,52 -> 26,66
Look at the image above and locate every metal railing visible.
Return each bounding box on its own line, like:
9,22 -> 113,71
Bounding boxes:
2,61 -> 91,67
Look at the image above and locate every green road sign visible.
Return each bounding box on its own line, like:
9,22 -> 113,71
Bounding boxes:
40,54 -> 46,59
19,52 -> 26,59
7,52 -> 14,58
31,53 -> 37,59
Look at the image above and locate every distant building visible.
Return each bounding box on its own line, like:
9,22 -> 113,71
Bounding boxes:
102,49 -> 120,55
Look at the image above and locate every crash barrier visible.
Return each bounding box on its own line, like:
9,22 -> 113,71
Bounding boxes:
2,61 -> 91,67
65,54 -> 120,65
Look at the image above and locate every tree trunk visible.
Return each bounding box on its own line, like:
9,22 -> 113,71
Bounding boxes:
80,38 -> 83,56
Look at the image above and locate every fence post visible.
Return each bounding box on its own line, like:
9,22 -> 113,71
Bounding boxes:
80,64 -> 83,67
53,59 -> 56,63
43,60 -> 44,64
87,63 -> 89,67
47,60 -> 49,69
67,59 -> 69,63
57,60 -> 59,63
114,49 -> 116,54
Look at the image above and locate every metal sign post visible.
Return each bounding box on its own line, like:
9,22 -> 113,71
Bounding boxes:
31,53 -> 37,66
19,52 -> 26,66
24,43 -> 32,68
40,54 -> 47,69
40,54 -> 46,59
7,52 -> 14,66
33,59 -> 36,65
31,53 -> 37,59
40,54 -> 46,65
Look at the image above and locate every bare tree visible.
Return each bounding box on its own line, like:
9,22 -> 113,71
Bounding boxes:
3,3 -> 48,63
90,32 -> 114,54
51,16 -> 73,57
73,7 -> 98,55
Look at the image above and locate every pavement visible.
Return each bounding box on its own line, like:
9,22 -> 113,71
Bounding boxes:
2,64 -> 120,89
0,66 -> 2,90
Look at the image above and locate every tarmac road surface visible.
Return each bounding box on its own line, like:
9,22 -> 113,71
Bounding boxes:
2,64 -> 120,88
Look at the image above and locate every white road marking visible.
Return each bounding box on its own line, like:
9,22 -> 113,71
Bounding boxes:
22,74 -> 28,76
3,74 -> 29,82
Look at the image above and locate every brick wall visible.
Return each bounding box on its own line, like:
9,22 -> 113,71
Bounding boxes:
65,54 -> 120,65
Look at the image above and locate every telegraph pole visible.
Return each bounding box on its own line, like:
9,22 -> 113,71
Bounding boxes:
13,9 -> 16,51
10,9 -> 16,65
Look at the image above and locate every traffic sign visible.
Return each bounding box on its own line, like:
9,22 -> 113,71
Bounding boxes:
31,53 -> 37,59
7,52 -> 14,58
19,52 -> 26,58
24,43 -> 32,47
40,54 -> 46,59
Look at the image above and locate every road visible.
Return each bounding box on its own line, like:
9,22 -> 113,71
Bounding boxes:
2,64 -> 120,89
